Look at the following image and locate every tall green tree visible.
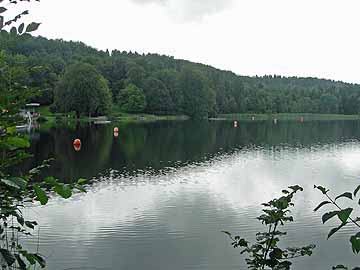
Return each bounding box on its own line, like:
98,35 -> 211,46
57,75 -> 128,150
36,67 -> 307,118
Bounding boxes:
178,67 -> 215,119
54,63 -> 112,117
320,94 -> 339,114
143,77 -> 173,114
154,69 -> 183,112
118,83 -> 146,113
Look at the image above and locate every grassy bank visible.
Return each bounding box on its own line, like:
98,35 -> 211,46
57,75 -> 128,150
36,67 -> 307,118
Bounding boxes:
220,113 -> 360,121
39,106 -> 360,124
38,106 -> 188,123
114,114 -> 188,122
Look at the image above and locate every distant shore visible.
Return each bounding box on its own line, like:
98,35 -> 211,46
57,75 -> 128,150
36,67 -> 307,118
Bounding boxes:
38,106 -> 189,124
219,113 -> 360,121
39,106 -> 360,124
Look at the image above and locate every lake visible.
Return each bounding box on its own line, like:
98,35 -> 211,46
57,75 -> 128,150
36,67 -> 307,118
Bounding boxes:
20,120 -> 360,270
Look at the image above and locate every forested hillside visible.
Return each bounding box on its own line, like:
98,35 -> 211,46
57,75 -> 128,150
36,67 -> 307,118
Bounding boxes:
1,31 -> 360,118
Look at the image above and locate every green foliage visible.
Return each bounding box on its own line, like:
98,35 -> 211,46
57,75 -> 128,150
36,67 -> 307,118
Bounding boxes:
117,83 -> 146,113
0,47 -> 88,268
178,67 -> 216,119
224,186 -> 315,270
2,32 -> 360,118
0,0 -> 41,36
54,62 -> 112,117
320,94 -> 339,114
143,77 -> 173,114
314,185 -> 360,269
0,59 -> 85,270
0,3 -> 88,269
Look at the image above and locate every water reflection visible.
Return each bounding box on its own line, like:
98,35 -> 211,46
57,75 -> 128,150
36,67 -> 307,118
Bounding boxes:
22,120 -> 360,270
19,120 -> 360,182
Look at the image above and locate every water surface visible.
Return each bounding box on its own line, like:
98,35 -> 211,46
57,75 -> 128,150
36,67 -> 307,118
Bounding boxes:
21,120 -> 360,270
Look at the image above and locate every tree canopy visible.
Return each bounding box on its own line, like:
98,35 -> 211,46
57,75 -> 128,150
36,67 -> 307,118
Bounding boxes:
54,62 -> 112,117
117,83 -> 146,113
1,32 -> 360,117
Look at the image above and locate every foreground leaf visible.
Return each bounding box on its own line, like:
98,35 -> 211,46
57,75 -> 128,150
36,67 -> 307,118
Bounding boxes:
354,185 -> 360,197
77,178 -> 88,184
54,184 -> 72,199
6,136 -> 30,149
1,178 -> 21,189
18,23 -> 24,34
314,185 -> 328,194
328,223 -> 346,239
289,185 -> 303,192
33,184 -> 48,205
333,265 -> 348,270
33,254 -> 46,268
322,211 -> 339,224
350,233 -> 360,254
314,201 -> 331,212
15,254 -> 26,270
335,192 -> 353,201
0,248 -> 16,266
25,22 -> 41,32
337,208 -> 353,224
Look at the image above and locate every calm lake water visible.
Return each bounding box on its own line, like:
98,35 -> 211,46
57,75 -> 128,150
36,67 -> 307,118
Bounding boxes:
20,120 -> 360,270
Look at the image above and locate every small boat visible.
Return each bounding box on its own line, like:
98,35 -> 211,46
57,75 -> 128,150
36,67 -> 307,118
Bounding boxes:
93,120 -> 111,125
91,116 -> 111,125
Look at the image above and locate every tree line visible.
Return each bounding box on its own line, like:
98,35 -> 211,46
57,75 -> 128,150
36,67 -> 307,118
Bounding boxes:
1,31 -> 360,118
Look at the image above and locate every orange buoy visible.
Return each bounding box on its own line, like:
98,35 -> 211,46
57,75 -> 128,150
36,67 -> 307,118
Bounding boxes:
114,131 -> 119,138
73,139 -> 81,146
73,144 -> 81,152
114,127 -> 119,133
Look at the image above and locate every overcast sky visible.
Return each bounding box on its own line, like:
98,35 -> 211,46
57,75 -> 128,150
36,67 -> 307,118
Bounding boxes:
21,0 -> 360,83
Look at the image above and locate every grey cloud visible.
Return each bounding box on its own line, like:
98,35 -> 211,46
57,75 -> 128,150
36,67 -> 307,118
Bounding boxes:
130,0 -> 234,22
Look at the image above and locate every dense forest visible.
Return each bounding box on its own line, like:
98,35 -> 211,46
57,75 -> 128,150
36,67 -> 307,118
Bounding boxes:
1,31 -> 360,118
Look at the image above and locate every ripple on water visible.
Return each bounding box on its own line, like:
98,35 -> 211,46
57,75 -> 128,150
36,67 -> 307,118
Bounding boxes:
23,141 -> 360,270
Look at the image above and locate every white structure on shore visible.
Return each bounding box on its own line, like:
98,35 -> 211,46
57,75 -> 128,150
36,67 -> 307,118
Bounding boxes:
17,103 -> 40,132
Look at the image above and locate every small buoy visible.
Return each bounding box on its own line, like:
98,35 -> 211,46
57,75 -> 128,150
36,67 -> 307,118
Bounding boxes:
73,144 -> 81,152
73,139 -> 81,146
114,127 -> 119,133
300,117 -> 304,123
234,121 -> 238,128
114,131 -> 119,138
252,116 -> 255,121
274,118 -> 278,124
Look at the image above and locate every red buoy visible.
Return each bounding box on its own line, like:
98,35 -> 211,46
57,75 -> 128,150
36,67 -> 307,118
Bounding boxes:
114,131 -> 119,138
73,144 -> 81,152
73,139 -> 81,146
114,127 -> 119,133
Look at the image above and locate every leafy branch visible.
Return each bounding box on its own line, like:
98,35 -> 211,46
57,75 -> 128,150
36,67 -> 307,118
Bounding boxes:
314,185 -> 360,270
224,185 -> 315,270
0,0 -> 41,34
